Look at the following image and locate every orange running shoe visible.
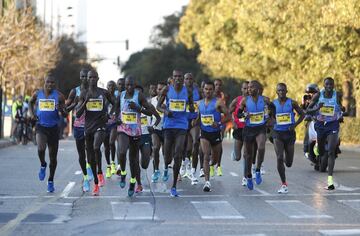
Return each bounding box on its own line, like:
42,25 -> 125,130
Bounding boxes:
93,184 -> 100,196
98,174 -> 105,187
135,185 -> 143,193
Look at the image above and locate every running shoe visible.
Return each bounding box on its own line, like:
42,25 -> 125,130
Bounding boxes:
152,170 -> 161,183
247,178 -> 254,190
190,172 -> 199,185
162,169 -> 169,182
170,187 -> 179,197
116,165 -> 122,176
83,178 -> 90,192
260,165 -> 266,175
98,174 -> 105,187
38,163 -> 47,181
106,166 -> 112,178
47,181 -> 55,193
128,180 -> 136,197
199,168 -> 205,178
110,162 -> 116,175
241,177 -> 247,186
217,166 -> 223,176
210,166 -> 215,177
203,181 -> 211,192
278,184 -> 288,194
86,163 -> 94,181
180,162 -> 186,176
304,152 -> 310,160
255,171 -> 262,185
251,165 -> 256,179
185,161 -> 192,178
93,184 -> 99,196
135,185 -> 143,193
120,172 -> 126,188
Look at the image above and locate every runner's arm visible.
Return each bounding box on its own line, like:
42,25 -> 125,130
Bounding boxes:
306,93 -> 321,114
65,89 -> 77,112
58,92 -> 68,117
139,93 -> 161,126
187,86 -> 195,113
292,100 -> 305,129
28,91 -> 38,120
217,100 -> 231,124
75,91 -> 87,118
156,86 -> 169,115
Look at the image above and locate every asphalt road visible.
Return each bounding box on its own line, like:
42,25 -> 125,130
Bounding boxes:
0,139 -> 360,236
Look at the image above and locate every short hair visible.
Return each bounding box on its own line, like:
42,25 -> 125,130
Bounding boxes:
87,70 -> 98,77
277,83 -> 287,89
158,81 -> 167,86
214,78 -> 222,83
204,81 -> 215,88
184,73 -> 193,78
249,80 -> 262,89
324,77 -> 334,83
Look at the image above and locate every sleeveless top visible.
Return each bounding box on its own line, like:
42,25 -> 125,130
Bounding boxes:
73,86 -> 85,128
36,89 -> 60,127
117,90 -> 142,137
199,98 -> 221,133
245,95 -> 266,127
273,98 -> 295,131
163,85 -> 189,130
316,89 -> 341,122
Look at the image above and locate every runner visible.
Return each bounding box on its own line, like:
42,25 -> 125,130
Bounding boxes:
157,69 -> 194,197
66,68 -> 92,192
272,83 -> 304,193
183,72 -> 202,185
306,77 -> 344,190
116,77 -> 125,96
150,82 -> 166,183
104,80 -> 117,178
196,81 -> 230,191
76,70 -> 114,196
29,75 -> 67,192
116,76 -> 160,197
229,81 -> 249,186
237,80 -> 271,190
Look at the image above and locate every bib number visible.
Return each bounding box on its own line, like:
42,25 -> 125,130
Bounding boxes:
186,102 -> 199,112
249,112 -> 264,125
122,111 -> 137,125
169,99 -> 186,112
320,105 -> 335,116
201,114 -> 214,126
276,113 -> 292,125
86,99 -> 103,111
39,99 -> 55,111
141,116 -> 148,126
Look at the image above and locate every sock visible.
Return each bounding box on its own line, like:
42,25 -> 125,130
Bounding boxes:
328,176 -> 333,186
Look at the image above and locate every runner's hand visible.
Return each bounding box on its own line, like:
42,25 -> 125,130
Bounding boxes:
164,110 -> 173,118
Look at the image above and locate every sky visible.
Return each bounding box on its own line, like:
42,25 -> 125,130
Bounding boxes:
36,0 -> 190,87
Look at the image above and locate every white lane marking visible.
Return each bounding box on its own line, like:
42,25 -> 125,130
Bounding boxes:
338,200 -> 360,212
319,229 -> 360,235
254,187 -> 271,196
348,166 -> 359,170
74,171 -> 82,175
61,182 -> 76,198
191,200 -> 245,219
111,202 -> 157,220
266,200 -> 332,219
229,172 -> 239,177
336,185 -> 360,192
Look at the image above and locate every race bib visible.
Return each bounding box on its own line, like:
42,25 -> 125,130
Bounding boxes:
276,113 -> 292,125
169,99 -> 186,112
249,112 -> 264,124
201,114 -> 214,126
86,99 -> 103,111
141,116 -> 148,126
39,99 -> 55,111
320,105 -> 335,116
121,111 -> 137,125
186,102 -> 199,112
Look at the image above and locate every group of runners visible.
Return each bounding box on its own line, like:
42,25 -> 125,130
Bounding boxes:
28,68 -> 344,196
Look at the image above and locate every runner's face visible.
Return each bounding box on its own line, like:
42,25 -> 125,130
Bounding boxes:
276,85 -> 287,99
125,79 -> 135,93
88,71 -> 98,86
184,75 -> 193,87
107,82 -> 115,93
157,84 -> 164,95
172,71 -> 183,86
80,71 -> 87,84
214,80 -> 222,93
204,84 -> 214,98
324,79 -> 334,93
248,82 -> 258,96
44,77 -> 56,91
149,85 -> 157,97
117,79 -> 125,92
241,83 -> 248,96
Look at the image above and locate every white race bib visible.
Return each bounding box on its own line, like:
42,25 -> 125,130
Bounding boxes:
86,98 -> 103,111
122,111 -> 137,125
39,99 -> 55,111
169,99 -> 186,112
201,114 -> 214,126
276,113 -> 292,125
249,112 -> 264,125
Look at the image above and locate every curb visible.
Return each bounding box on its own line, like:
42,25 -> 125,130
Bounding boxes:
0,140 -> 15,149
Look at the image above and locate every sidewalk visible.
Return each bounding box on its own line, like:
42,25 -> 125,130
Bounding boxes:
0,138 -> 15,149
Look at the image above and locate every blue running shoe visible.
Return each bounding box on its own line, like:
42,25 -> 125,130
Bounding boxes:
128,182 -> 135,197
83,179 -> 90,192
170,187 -> 179,197
120,174 -> 126,188
247,178 -> 254,190
162,169 -> 169,182
47,181 -> 55,193
152,170 -> 160,183
38,164 -> 47,181
255,171 -> 262,185
86,164 -> 94,181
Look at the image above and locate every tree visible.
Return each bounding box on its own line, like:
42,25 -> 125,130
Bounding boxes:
179,0 -> 360,116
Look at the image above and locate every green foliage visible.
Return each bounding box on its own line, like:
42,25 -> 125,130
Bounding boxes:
179,0 -> 360,108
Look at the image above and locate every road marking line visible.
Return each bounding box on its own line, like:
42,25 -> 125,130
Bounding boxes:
74,171 -> 82,175
61,182 -> 76,198
348,166 -> 360,170
266,200 -> 332,219
111,202 -> 157,220
336,185 -> 360,192
319,229 -> 360,235
229,172 -> 239,177
338,200 -> 360,212
191,200 -> 245,219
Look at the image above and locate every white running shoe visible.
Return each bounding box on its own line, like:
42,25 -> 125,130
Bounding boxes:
180,162 -> 186,176
203,181 -> 211,192
260,165 -> 266,175
199,168 -> 205,178
185,161 -> 192,178
241,177 -> 247,186
278,184 -> 288,194
251,165 -> 256,179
